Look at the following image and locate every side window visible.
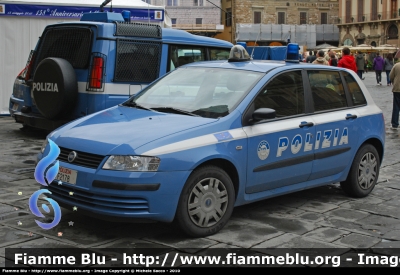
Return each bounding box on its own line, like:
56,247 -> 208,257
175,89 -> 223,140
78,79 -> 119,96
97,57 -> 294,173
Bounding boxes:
307,70 -> 347,112
210,48 -> 230,60
254,71 -> 305,118
168,45 -> 206,72
342,71 -> 367,106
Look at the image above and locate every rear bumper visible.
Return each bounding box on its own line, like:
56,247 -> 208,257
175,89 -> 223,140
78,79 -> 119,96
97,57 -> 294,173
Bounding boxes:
14,111 -> 70,131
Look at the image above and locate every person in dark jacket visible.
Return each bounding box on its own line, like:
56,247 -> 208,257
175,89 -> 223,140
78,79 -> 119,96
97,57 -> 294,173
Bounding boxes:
373,52 -> 385,85
356,51 -> 365,79
329,53 -> 338,66
306,51 -> 316,63
337,47 -> 357,73
385,53 -> 394,86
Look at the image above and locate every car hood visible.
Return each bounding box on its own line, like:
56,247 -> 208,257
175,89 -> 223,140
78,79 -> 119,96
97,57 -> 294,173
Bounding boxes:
52,106 -> 217,155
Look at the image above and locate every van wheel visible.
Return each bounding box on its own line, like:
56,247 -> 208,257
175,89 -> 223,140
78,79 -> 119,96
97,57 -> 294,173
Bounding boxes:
32,58 -> 78,119
340,144 -> 380,198
176,166 -> 235,237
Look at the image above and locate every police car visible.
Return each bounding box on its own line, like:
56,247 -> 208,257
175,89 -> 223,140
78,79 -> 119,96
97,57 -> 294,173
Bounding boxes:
38,44 -> 385,237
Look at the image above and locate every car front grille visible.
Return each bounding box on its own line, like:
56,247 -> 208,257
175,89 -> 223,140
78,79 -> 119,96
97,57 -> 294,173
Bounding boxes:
58,147 -> 105,169
46,184 -> 150,214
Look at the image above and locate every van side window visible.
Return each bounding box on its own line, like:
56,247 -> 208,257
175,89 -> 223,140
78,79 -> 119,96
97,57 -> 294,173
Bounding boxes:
254,70 -> 305,118
342,72 -> 367,106
168,45 -> 206,71
307,70 -> 347,112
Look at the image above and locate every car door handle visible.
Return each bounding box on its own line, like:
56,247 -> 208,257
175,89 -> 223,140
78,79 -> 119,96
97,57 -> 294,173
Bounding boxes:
346,114 -> 358,120
299,122 -> 314,128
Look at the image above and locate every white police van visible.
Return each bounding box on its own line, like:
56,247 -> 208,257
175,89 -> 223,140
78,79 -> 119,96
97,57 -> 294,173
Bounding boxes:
38,44 -> 385,237
9,5 -> 233,131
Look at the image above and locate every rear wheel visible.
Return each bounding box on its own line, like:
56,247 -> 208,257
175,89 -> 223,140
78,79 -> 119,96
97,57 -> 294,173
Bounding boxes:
176,166 -> 235,237
340,144 -> 380,198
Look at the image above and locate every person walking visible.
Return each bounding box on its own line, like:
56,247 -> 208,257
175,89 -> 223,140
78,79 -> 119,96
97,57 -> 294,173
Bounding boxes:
356,51 -> 365,80
389,60 -> 400,129
312,50 -> 329,65
384,53 -> 394,86
373,52 -> 385,85
337,47 -> 357,73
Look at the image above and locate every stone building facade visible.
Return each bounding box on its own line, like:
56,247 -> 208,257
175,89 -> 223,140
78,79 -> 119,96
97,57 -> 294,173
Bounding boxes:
216,0 -> 340,46
337,0 -> 399,47
144,0 -> 224,36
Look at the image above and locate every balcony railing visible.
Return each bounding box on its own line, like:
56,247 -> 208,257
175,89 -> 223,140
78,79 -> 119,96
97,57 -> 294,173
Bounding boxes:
338,11 -> 400,24
172,24 -> 224,32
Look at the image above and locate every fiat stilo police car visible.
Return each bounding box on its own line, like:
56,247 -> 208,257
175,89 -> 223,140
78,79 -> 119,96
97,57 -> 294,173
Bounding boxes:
38,44 -> 385,237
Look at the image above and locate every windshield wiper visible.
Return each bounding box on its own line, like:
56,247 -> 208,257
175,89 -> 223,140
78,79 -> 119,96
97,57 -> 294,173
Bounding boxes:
122,101 -> 153,111
152,107 -> 200,117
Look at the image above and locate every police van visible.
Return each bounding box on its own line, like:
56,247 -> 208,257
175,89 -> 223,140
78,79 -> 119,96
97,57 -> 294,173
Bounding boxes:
38,44 -> 385,237
9,7 -> 233,131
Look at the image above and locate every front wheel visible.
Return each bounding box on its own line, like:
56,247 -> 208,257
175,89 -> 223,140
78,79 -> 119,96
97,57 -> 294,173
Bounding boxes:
176,166 -> 235,237
340,144 -> 380,198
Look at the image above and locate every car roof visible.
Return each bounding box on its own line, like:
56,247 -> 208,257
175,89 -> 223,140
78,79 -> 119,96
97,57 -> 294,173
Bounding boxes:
182,60 -> 350,73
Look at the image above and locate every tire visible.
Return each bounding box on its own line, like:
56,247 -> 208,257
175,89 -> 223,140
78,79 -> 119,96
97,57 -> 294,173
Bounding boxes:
176,165 -> 235,237
340,144 -> 380,198
32,58 -> 78,119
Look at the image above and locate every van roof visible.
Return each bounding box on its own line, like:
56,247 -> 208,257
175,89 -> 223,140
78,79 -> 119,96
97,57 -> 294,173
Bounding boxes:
45,21 -> 233,48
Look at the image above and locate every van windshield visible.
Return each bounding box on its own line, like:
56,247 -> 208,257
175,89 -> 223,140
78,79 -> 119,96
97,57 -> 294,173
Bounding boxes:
126,67 -> 263,118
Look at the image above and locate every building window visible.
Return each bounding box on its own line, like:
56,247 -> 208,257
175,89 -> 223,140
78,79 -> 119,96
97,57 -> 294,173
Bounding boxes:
171,18 -> 177,26
277,12 -> 285,24
254,11 -> 261,24
142,0 -> 151,3
388,24 -> 398,39
371,0 -> 378,20
300,12 -> 307,24
167,0 -> 178,6
321,12 -> 328,24
196,18 -> 202,25
193,0 -> 204,6
345,0 -> 351,23
357,0 -> 364,22
226,8 -> 232,27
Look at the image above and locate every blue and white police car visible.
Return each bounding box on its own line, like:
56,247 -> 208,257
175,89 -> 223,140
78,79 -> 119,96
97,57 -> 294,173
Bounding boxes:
38,44 -> 385,237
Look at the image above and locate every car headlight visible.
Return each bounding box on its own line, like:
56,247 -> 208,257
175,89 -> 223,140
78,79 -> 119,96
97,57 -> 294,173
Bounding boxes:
40,139 -> 49,154
102,156 -> 160,172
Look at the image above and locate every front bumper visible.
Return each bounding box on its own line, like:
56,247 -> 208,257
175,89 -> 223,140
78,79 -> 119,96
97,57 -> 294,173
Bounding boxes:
43,163 -> 190,223
14,111 -> 70,131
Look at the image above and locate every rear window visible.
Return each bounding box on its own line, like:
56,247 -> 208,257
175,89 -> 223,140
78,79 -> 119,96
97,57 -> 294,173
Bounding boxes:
33,27 -> 93,74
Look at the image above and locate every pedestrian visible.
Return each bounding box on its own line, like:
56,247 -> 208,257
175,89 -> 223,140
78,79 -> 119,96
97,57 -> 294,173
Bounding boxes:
325,49 -> 331,61
364,57 -> 369,73
385,53 -> 394,86
356,51 -> 365,80
389,60 -> 400,129
337,47 -> 357,73
329,53 -> 338,66
306,50 -> 316,63
312,50 -> 329,65
373,52 -> 385,85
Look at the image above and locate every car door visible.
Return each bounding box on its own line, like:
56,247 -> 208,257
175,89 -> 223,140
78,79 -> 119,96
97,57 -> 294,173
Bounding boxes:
306,69 -> 361,181
243,70 -> 316,194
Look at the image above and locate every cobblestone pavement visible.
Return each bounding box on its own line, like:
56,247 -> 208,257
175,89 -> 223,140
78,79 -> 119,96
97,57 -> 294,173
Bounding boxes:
1,70 -> 400,268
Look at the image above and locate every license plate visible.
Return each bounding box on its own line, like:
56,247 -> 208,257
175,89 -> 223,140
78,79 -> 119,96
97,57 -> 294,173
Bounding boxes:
12,103 -> 18,111
56,167 -> 77,185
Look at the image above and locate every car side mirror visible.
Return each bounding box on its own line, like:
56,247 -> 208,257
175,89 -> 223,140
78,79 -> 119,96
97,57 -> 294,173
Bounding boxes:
251,108 -> 276,123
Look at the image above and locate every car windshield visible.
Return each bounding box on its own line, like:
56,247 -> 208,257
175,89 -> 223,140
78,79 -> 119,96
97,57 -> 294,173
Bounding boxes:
125,67 -> 264,118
